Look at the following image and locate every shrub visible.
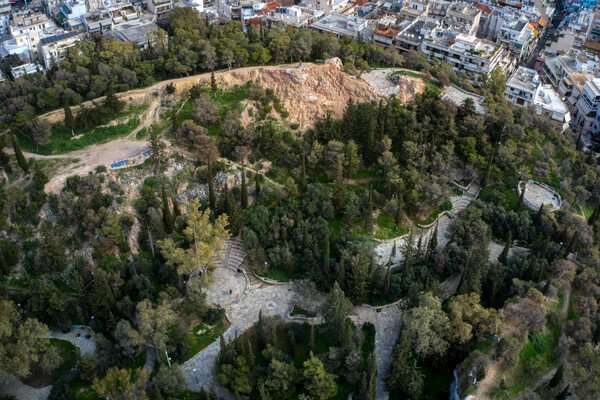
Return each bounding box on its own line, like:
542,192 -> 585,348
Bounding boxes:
95,165 -> 107,173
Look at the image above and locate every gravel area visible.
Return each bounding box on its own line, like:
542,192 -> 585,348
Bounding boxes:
0,372 -> 51,400
45,327 -> 96,356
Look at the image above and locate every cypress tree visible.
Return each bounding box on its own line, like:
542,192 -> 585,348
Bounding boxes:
287,330 -> 296,349
357,372 -> 368,400
565,231 -> 577,255
64,104 -> 75,136
246,339 -> 255,368
172,105 -> 179,136
11,134 -> 28,174
555,384 -> 570,400
516,186 -> 525,210
427,221 -> 439,264
588,202 -> 600,226
270,317 -> 277,346
211,71 -> 217,93
255,166 -> 261,198
481,146 -> 494,188
364,185 -> 373,232
257,310 -> 265,349
300,155 -> 308,193
499,231 -> 511,264
366,354 -> 377,400
303,223 -> 310,249
549,364 -> 563,388
162,187 -> 174,234
535,203 -> 545,225
395,197 -> 402,227
172,195 -> 181,217
336,251 -> 346,287
208,158 -> 216,210
323,228 -> 330,274
384,267 -> 391,299
241,166 -> 248,209
308,324 -> 315,353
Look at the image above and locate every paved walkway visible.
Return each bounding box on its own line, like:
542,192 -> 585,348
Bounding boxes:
182,279 -> 326,397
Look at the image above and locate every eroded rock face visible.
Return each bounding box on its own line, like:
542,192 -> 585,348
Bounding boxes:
220,58 -> 376,128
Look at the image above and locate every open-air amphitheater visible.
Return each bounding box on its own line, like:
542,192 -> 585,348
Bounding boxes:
518,179 -> 562,212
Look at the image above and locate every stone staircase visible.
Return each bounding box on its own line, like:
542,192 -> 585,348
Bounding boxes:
213,238 -> 247,271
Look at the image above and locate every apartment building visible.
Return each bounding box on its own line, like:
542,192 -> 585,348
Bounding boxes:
571,77 -> 600,135
311,13 -> 373,40
399,0 -> 429,22
421,26 -> 515,85
534,84 -> 571,132
505,66 -> 541,107
147,0 -> 174,19
10,11 -> 58,58
38,31 -> 82,68
497,16 -> 535,61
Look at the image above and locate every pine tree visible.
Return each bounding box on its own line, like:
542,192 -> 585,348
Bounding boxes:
162,187 -> 174,234
549,364 -> 563,388
11,134 -> 28,174
211,71 -> 217,93
240,167 -> 248,209
208,158 -> 216,210
588,202 -> 600,226
300,155 -> 308,193
499,231 -> 511,264
364,185 -> 373,232
64,105 -> 75,136
323,228 -> 330,274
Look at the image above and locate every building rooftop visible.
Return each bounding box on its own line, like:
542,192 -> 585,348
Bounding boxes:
534,84 -> 569,115
311,13 -> 374,40
425,27 -> 500,59
507,66 -> 540,92
39,30 -> 79,46
113,20 -> 158,44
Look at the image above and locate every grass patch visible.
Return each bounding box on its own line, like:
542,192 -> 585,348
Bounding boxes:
390,70 -> 422,78
290,306 -> 316,317
19,119 -> 140,155
135,127 -> 149,140
259,265 -> 294,282
375,213 -> 409,240
352,169 -> 379,180
185,321 -> 228,361
416,200 -> 453,226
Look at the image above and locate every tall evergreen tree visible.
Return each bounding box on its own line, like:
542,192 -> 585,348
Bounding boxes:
324,282 -> 351,346
211,71 -> 217,93
336,252 -> 346,288
299,155 -> 308,193
516,186 -> 525,210
64,105 -> 75,136
308,324 -> 315,353
384,267 -> 391,299
240,166 -> 248,209
162,187 -> 174,234
588,202 -> 600,226
323,228 -> 330,274
427,221 -> 439,264
395,196 -> 403,227
257,310 -> 265,349
481,146 -> 494,188
255,166 -> 261,198
535,203 -> 545,225
555,384 -> 570,400
208,158 -> 216,210
364,185 -> 373,232
549,364 -> 563,388
172,105 -> 179,136
11,134 -> 28,174
498,231 -> 511,264
366,354 -> 377,400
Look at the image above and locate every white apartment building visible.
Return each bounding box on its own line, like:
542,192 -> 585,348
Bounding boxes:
147,0 -> 174,19
505,66 -> 541,107
38,31 -> 81,68
421,27 -> 515,85
10,11 -> 58,58
534,84 -> 571,132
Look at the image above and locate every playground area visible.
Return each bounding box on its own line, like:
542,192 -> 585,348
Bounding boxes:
518,180 -> 562,212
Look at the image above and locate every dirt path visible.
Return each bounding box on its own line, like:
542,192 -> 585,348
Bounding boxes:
475,359 -> 501,400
